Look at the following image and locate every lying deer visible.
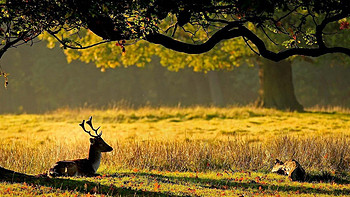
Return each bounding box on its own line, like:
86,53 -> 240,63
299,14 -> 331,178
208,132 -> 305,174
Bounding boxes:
48,116 -> 113,177
272,159 -> 305,181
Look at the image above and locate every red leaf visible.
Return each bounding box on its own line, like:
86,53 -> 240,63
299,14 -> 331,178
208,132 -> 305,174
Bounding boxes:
340,21 -> 350,30
154,182 -> 160,191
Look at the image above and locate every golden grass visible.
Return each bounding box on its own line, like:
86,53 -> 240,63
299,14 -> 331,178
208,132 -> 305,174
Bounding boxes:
1,106 -> 350,175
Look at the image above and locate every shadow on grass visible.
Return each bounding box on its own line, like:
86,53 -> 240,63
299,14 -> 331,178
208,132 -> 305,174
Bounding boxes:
0,167 -> 177,196
301,110 -> 350,117
2,166 -> 350,196
112,171 -> 350,196
306,172 -> 350,184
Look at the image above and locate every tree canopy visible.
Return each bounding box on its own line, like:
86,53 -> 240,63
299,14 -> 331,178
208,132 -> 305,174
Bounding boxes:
2,0 -> 350,62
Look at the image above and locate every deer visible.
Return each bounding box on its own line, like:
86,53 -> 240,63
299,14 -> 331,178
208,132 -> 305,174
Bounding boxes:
48,116 -> 113,177
272,159 -> 306,181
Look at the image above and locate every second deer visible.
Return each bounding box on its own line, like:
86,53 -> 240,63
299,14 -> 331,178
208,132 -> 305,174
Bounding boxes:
48,116 -> 113,177
272,159 -> 305,181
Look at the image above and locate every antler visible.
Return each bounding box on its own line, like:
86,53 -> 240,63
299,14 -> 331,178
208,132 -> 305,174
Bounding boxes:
79,116 -> 102,137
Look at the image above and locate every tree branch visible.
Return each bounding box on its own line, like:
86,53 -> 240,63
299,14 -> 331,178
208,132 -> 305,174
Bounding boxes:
0,34 -> 26,59
315,11 -> 350,49
240,26 -> 350,61
145,22 -> 243,54
81,10 -> 350,62
145,24 -> 350,62
48,32 -> 110,49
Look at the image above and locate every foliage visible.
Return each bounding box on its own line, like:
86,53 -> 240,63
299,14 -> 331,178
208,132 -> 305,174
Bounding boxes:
0,65 -> 8,88
4,0 -> 350,62
33,0 -> 350,83
40,28 -> 254,72
0,0 -> 44,58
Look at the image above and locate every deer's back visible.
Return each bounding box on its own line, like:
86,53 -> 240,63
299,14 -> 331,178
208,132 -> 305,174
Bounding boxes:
285,160 -> 305,181
48,159 -> 95,177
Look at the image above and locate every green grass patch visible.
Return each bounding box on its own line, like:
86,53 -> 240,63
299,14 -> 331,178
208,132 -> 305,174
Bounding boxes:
1,169 -> 349,196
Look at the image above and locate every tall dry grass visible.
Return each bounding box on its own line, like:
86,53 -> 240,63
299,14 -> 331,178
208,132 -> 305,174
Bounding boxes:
1,135 -> 349,175
106,136 -> 350,173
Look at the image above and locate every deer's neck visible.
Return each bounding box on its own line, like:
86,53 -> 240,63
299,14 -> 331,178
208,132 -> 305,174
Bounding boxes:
88,146 -> 101,172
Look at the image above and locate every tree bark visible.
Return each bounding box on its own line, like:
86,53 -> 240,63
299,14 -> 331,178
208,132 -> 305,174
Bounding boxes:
192,73 -> 209,105
207,71 -> 224,106
256,59 -> 304,112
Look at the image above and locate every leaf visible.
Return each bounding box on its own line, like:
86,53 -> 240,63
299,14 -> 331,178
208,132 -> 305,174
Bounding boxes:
154,182 -> 160,191
0,67 -> 8,88
340,21 -> 350,30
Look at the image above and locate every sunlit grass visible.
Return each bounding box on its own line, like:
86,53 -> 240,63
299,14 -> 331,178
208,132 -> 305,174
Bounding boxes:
1,106 -> 350,196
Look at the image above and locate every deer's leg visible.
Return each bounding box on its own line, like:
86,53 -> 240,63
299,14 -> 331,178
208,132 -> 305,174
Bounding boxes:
49,161 -> 78,177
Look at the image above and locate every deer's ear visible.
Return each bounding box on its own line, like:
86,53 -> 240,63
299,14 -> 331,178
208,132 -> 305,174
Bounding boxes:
90,138 -> 95,144
275,159 -> 283,164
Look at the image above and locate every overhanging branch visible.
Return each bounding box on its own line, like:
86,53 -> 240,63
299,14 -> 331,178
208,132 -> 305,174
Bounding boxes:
145,22 -> 243,54
145,25 -> 350,62
82,14 -> 350,62
315,11 -> 350,49
48,31 -> 110,49
240,26 -> 350,61
0,34 -> 26,59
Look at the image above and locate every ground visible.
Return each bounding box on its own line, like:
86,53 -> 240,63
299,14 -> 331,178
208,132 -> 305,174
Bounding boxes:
0,106 -> 350,196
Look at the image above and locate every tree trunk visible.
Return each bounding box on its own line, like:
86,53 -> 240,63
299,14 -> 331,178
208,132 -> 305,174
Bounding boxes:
207,71 -> 224,106
192,73 -> 209,105
256,59 -> 304,112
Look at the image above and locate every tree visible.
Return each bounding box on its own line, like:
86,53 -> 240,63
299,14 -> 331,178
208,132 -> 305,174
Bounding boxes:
2,0 -> 350,110
26,1 -> 349,58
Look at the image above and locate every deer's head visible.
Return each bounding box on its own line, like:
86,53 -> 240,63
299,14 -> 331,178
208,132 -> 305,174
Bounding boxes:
272,159 -> 286,175
79,116 -> 113,152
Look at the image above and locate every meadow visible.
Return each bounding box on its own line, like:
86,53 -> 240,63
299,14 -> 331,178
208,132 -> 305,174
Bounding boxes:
0,106 -> 350,196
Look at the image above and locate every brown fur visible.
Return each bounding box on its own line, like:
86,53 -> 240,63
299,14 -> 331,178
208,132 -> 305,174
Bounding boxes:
272,159 -> 305,181
49,159 -> 93,177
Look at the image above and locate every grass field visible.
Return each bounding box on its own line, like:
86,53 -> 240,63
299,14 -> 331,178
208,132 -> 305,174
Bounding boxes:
1,106 -> 350,196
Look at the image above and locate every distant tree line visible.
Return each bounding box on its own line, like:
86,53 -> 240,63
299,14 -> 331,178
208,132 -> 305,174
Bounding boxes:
0,43 -> 349,113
